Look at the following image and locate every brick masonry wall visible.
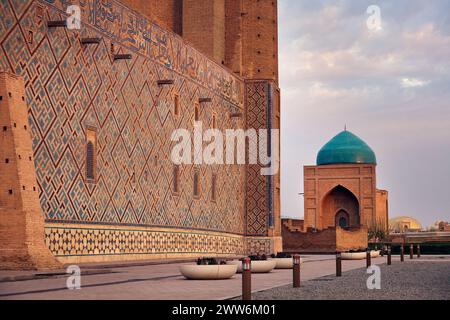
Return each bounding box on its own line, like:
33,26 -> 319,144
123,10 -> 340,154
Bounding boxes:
241,0 -> 278,83
0,72 -> 60,270
225,0 -> 243,75
375,189 -> 389,230
121,0 -> 182,35
336,226 -> 368,251
303,164 -> 377,230
182,0 -> 226,65
282,224 -> 368,253
0,0 -> 280,264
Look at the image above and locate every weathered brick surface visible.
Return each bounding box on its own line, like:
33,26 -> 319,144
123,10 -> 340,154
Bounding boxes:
183,0 -> 226,65
375,189 -> 389,230
241,0 -> 279,83
0,72 -> 60,270
282,224 -> 368,253
121,0 -> 183,35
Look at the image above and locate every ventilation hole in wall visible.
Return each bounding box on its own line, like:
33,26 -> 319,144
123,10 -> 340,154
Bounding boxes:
5,159 -> 9,164
3,126 -> 7,131
257,16 -> 261,20
29,156 -> 32,161
24,125 -> 27,130
14,123 -> 16,127
8,190 -> 13,195
18,155 -> 21,159
0,96 -> 3,101
22,186 -> 26,191
258,69 -> 261,73
33,186 -> 36,192
22,96 -> 25,101
8,92 -> 12,98
257,34 -> 261,38
257,50 -> 261,54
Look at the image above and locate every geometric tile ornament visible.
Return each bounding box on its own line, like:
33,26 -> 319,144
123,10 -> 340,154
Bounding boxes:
0,0 -> 278,260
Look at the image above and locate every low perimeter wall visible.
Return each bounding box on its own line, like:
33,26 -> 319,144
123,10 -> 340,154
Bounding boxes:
282,224 -> 368,253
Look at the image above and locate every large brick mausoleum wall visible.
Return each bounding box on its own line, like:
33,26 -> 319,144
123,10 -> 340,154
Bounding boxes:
0,0 -> 280,266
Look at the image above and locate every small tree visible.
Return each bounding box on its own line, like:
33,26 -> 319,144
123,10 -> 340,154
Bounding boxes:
368,217 -> 387,243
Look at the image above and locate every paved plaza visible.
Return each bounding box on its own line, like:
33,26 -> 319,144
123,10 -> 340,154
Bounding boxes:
1,255 -> 445,300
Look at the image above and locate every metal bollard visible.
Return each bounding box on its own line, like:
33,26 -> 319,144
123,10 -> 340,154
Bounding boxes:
400,245 -> 404,262
387,246 -> 392,265
417,244 -> 421,258
366,248 -> 371,268
293,254 -> 301,288
410,244 -> 414,260
336,252 -> 342,277
242,258 -> 251,301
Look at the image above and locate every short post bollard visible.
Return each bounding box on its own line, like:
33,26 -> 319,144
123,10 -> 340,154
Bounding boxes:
410,244 -> 414,260
366,248 -> 371,268
336,252 -> 342,277
293,254 -> 301,288
417,244 -> 421,258
387,246 -> 392,265
242,258 -> 251,301
400,245 -> 404,262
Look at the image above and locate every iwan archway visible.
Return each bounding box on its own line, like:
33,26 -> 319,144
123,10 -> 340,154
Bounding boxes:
321,185 -> 360,229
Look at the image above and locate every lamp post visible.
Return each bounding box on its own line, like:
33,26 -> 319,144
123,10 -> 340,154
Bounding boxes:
387,245 -> 392,265
366,248 -> 372,268
242,258 -> 251,300
336,252 -> 342,277
293,254 -> 301,288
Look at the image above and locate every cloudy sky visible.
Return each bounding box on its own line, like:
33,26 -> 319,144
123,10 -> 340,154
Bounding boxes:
278,0 -> 450,227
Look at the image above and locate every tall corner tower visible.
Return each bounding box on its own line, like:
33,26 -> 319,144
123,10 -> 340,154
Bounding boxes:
241,0 -> 281,254
241,0 -> 279,83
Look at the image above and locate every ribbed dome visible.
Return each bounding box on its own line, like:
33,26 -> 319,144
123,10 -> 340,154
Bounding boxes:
317,130 -> 377,166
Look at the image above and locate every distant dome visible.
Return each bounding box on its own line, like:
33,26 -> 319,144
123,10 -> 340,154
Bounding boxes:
389,216 -> 423,233
317,130 -> 377,166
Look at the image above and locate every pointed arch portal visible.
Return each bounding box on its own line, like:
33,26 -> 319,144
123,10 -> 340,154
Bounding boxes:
321,185 -> 360,229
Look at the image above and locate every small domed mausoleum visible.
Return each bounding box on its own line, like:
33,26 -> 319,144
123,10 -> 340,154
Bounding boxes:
282,130 -> 389,253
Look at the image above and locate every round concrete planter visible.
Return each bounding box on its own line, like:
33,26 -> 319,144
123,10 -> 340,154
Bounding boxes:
228,260 -> 277,273
370,250 -> 381,258
272,257 -> 303,269
341,252 -> 366,260
180,264 -> 238,280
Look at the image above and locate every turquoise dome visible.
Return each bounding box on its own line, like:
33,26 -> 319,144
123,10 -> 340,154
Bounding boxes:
316,131 -> 377,165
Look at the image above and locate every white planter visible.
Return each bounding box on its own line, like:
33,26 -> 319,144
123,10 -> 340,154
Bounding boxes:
341,252 -> 366,260
228,260 -> 277,273
370,250 -> 381,258
180,264 -> 237,280
272,257 -> 303,269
